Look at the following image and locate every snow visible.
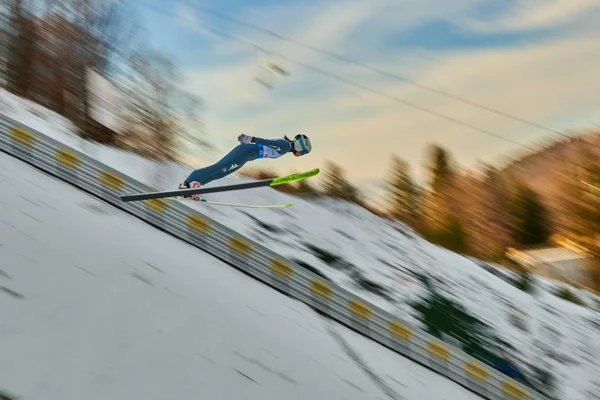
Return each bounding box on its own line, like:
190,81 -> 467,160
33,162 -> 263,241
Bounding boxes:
334,326 -> 481,400
2,87 -> 600,399
0,149 -> 485,400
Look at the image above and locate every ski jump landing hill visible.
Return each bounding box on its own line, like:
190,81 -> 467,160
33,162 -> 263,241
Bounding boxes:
0,113 -> 548,400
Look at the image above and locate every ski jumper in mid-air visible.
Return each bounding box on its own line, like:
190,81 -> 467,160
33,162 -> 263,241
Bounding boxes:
179,133 -> 312,201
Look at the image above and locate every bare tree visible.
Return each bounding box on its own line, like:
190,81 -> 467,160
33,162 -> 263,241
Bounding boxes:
42,0 -> 139,128
117,45 -> 212,162
5,0 -> 36,96
0,0 -> 11,86
120,48 -> 180,160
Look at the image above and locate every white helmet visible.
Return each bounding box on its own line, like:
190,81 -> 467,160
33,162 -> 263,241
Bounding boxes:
293,134 -> 312,155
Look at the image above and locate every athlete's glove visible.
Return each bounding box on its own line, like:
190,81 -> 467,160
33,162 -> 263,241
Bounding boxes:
238,134 -> 253,144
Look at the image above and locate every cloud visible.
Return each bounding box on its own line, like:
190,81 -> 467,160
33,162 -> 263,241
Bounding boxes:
175,4 -> 200,30
321,33 -> 600,173
458,0 -> 600,33
196,36 -> 600,179
174,2 -> 229,43
355,0 -> 483,35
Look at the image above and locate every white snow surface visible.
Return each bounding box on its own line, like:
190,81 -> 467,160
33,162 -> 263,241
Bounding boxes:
0,148 -> 485,400
2,88 -> 600,399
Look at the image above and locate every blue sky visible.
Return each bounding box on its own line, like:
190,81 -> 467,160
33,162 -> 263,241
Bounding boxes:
128,0 -> 600,206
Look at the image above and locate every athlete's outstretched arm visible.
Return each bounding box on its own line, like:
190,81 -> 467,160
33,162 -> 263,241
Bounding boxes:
238,133 -> 291,153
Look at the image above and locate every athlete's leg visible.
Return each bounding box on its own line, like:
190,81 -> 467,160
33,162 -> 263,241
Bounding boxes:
185,144 -> 257,185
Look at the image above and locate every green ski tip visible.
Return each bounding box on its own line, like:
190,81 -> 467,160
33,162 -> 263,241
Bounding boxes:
270,168 -> 320,187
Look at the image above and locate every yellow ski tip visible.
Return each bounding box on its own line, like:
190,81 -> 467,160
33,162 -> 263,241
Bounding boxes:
270,168 -> 320,187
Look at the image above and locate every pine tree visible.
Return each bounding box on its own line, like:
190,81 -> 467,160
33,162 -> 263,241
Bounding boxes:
423,144 -> 458,232
322,161 -> 361,203
510,182 -> 550,246
560,144 -> 600,290
443,216 -> 469,254
297,177 -> 319,197
479,164 -> 513,260
6,0 -> 36,97
573,151 -> 600,237
428,144 -> 453,194
388,155 -> 419,226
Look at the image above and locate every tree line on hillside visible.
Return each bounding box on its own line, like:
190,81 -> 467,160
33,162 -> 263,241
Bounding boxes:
243,138 -> 600,291
1,0 -> 210,162
401,141 -> 599,290
3,2 -> 599,292
398,141 -> 600,291
241,144 -> 553,259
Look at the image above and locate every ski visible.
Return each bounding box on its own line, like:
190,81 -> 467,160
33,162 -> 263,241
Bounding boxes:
120,168 -> 319,203
173,197 -> 294,209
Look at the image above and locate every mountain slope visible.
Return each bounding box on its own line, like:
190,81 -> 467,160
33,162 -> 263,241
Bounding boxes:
0,148 -> 489,400
2,88 -> 600,400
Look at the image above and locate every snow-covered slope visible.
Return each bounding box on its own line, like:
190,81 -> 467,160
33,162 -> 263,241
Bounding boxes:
2,88 -> 600,400
0,146 -> 487,400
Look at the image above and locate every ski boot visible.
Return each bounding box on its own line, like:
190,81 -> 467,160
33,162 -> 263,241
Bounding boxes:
178,181 -> 204,201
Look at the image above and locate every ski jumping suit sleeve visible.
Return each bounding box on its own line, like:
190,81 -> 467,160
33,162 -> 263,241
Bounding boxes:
184,137 -> 292,186
252,137 -> 292,154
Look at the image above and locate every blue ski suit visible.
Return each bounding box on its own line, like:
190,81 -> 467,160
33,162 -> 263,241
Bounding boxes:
185,137 -> 293,186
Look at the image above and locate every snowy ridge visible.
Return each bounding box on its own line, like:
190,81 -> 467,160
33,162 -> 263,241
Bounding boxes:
2,88 -> 599,399
1,111 -> 521,400
0,150 -> 487,400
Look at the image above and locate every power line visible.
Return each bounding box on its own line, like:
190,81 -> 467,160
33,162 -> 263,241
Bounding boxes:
172,2 -> 600,165
140,3 -> 597,173
173,2 -> 586,144
137,4 -> 529,147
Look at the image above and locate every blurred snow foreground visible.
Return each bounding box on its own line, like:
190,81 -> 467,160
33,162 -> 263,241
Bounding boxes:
1,87 -> 600,399
0,151 -> 485,400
